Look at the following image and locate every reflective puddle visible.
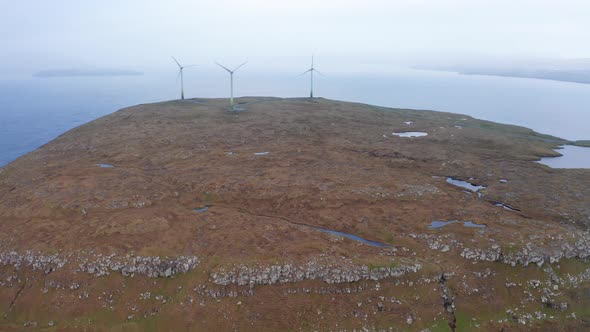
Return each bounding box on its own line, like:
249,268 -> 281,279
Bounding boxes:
428,220 -> 487,229
313,226 -> 392,247
392,132 -> 428,138
463,221 -> 487,228
97,163 -> 114,168
194,206 -> 210,213
446,177 -> 486,192
428,220 -> 457,228
489,201 -> 520,212
254,152 -> 270,156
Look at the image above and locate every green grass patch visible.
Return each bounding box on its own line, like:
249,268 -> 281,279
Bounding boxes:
427,320 -> 453,332
384,234 -> 395,244
203,191 -> 217,206
553,258 -> 590,277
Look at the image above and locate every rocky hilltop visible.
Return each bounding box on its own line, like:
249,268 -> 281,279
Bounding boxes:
0,97 -> 589,331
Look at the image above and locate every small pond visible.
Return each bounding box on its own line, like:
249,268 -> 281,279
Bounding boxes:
428,220 -> 487,229
194,206 -> 210,213
490,201 -> 520,212
97,163 -> 114,168
446,177 -> 486,192
391,132 -> 428,138
313,226 -> 391,248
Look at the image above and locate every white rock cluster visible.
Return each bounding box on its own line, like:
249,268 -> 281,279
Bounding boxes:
211,260 -> 422,286
0,249 -> 199,278
79,255 -> 200,277
461,233 -> 590,267
0,250 -> 67,274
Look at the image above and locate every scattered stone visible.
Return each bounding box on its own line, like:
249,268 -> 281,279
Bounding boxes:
377,302 -> 385,311
79,255 -> 200,278
460,234 -> 590,267
23,321 -> 37,328
0,250 -> 200,278
548,302 -> 568,312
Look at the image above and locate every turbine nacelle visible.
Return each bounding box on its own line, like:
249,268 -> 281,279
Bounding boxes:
172,56 -> 197,100
216,62 -> 247,74
300,55 -> 324,98
216,61 -> 247,111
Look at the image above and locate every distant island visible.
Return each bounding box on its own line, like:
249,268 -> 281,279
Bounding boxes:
457,68 -> 590,85
574,140 -> 590,147
417,57 -> 590,85
33,68 -> 143,77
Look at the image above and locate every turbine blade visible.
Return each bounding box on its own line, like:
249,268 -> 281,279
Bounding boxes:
172,56 -> 182,68
216,62 -> 232,73
314,69 -> 326,77
233,62 -> 248,72
297,69 -> 312,76
176,69 -> 181,82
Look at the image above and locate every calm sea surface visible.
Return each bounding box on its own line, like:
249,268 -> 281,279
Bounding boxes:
1,68 -> 589,167
537,146 -> 590,169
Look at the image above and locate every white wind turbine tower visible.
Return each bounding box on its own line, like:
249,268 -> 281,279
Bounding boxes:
216,61 -> 247,111
172,56 -> 196,100
300,55 -> 324,98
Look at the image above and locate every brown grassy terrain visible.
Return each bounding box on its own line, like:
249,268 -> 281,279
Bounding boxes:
0,97 -> 589,331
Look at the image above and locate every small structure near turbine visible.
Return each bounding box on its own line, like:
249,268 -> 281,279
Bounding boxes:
300,55 -> 324,98
172,56 -> 196,100
216,61 -> 247,111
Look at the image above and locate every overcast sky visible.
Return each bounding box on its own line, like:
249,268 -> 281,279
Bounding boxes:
1,0 -> 590,73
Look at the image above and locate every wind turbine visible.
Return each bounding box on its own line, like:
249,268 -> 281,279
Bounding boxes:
300,55 -> 324,98
172,56 -> 196,100
216,61 -> 247,111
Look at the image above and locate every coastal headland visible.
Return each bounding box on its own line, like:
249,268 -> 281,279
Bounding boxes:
1,98 -> 589,331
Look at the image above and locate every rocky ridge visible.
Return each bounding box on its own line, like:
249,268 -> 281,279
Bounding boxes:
0,250 -> 200,279
461,231 -> 590,267
210,259 -> 423,286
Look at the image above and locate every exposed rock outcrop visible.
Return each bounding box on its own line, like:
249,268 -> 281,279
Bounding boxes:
461,232 -> 590,267
0,250 -> 199,278
1,250 -> 67,274
210,259 -> 422,286
78,254 -> 200,278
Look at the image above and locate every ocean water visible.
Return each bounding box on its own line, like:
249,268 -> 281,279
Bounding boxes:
1,67 -> 590,167
537,145 -> 590,169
